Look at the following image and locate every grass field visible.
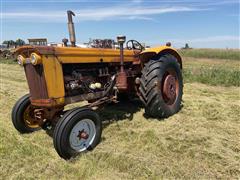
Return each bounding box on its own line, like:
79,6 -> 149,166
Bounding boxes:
183,57 -> 240,86
0,52 -> 240,179
179,49 -> 240,60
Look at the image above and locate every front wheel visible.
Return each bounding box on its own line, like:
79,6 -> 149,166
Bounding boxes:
11,94 -> 41,133
139,54 -> 183,118
53,108 -> 102,159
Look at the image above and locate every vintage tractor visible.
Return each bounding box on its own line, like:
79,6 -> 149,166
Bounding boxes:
12,11 -> 183,159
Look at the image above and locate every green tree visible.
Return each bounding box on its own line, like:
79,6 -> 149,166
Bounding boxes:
2,40 -> 10,48
15,39 -> 25,47
2,40 -> 16,48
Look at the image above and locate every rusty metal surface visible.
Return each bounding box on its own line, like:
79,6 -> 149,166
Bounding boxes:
34,108 -> 44,122
116,36 -> 128,90
162,69 -> 179,105
163,74 -> 176,103
15,46 -> 55,55
43,107 -> 63,120
30,98 -> 65,107
88,96 -> 117,108
65,75 -> 116,105
24,64 -> 48,100
118,36 -> 125,67
23,104 -> 40,128
30,98 -> 52,106
67,10 -> 76,47
27,106 -> 64,126
78,130 -> 89,140
36,46 -> 55,54
116,71 -> 128,90
65,91 -> 106,104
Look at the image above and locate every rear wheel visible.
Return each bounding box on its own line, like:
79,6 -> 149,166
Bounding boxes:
139,54 -> 183,118
53,108 -> 102,159
11,94 -> 41,133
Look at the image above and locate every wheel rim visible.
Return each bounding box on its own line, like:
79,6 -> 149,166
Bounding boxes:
69,119 -> 96,152
162,68 -> 179,105
23,105 -> 40,128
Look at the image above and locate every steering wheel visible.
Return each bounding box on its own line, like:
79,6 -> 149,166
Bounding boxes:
126,40 -> 144,52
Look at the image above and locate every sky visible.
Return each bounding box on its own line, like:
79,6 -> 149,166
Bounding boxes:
0,0 -> 239,48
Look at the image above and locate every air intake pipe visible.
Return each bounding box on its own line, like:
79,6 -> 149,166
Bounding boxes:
116,35 -> 128,90
67,10 -> 76,47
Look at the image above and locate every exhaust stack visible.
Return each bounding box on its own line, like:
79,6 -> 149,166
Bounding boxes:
67,10 -> 76,47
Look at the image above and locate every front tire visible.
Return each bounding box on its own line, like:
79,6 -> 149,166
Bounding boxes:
11,94 -> 41,133
139,54 -> 183,118
53,108 -> 102,159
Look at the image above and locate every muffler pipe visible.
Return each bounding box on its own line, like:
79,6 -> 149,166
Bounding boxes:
67,10 -> 76,47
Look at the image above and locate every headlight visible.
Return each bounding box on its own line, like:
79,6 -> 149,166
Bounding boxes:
30,53 -> 42,65
17,55 -> 26,66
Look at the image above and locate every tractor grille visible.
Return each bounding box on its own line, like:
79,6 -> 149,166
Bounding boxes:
24,64 -> 48,99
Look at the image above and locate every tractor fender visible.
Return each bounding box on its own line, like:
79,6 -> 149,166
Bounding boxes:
139,46 -> 182,68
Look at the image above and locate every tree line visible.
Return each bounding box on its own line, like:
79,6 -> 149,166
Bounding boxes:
2,39 -> 25,48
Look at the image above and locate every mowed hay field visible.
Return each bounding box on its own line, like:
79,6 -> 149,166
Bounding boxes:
0,49 -> 240,179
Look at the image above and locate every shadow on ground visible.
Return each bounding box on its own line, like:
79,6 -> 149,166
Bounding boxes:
45,97 -> 144,137
97,97 -> 144,126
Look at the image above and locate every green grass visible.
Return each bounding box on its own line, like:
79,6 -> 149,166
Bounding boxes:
179,49 -> 240,60
0,57 -> 16,64
0,60 -> 240,179
184,67 -> 240,86
183,57 -> 240,87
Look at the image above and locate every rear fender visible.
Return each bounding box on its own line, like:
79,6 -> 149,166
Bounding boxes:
139,46 -> 182,68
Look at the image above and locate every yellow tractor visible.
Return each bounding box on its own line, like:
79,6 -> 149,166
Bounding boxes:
13,11 -> 183,159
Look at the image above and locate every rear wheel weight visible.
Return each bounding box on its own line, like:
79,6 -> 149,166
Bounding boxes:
139,54 -> 183,118
53,108 -> 102,160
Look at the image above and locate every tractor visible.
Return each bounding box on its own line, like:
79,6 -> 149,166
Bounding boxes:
12,11 -> 183,159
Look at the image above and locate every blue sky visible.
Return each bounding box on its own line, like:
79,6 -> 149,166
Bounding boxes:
1,0 -> 239,48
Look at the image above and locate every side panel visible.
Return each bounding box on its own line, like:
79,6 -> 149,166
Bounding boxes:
42,55 -> 65,105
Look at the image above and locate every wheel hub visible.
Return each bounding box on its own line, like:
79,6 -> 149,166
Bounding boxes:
77,129 -> 89,140
69,119 -> 96,152
23,106 -> 40,128
163,74 -> 176,102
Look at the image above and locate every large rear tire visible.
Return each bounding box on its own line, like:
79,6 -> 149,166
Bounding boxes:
53,108 -> 102,160
139,54 -> 183,118
11,94 -> 41,133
